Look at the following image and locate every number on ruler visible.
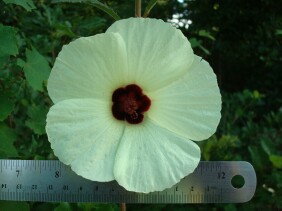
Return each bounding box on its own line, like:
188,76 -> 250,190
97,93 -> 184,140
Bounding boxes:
16,170 -> 20,177
55,171 -> 60,178
63,185 -> 68,191
16,184 -> 22,190
218,172 -> 225,179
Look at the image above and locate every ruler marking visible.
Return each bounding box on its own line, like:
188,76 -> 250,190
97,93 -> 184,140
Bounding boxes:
0,160 -> 256,203
4,160 -> 7,171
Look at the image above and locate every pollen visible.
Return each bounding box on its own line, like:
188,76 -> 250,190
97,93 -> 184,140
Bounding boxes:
112,84 -> 151,124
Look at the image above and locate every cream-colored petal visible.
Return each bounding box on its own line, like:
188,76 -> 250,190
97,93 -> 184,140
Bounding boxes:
148,56 -> 221,141
48,32 -> 128,104
114,119 -> 200,193
46,99 -> 124,181
107,18 -> 194,92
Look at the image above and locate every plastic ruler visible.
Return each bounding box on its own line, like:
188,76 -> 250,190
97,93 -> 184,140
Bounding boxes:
0,160 -> 256,203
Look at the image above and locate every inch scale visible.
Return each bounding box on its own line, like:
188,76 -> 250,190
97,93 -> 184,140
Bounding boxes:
0,160 -> 256,203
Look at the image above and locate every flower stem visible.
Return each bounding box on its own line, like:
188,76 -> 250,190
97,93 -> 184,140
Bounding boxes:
135,0 -> 142,17
120,203 -> 126,211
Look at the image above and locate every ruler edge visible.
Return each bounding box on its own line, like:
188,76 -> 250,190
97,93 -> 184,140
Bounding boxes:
0,160 -> 257,204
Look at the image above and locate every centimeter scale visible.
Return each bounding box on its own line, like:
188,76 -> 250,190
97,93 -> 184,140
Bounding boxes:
0,160 -> 256,203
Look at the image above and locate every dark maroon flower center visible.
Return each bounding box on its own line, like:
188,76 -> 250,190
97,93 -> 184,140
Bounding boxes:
112,84 -> 151,124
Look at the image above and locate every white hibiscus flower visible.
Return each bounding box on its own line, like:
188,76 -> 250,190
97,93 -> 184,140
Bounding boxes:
46,18 -> 221,193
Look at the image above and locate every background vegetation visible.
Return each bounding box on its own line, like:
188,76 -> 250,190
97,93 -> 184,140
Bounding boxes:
0,0 -> 281,210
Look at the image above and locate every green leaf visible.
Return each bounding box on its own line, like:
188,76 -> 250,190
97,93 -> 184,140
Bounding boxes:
260,139 -> 275,156
54,23 -> 76,38
78,17 -> 106,34
198,45 -> 211,55
3,0 -> 36,11
54,203 -> 72,211
0,123 -> 18,158
25,105 -> 48,135
189,37 -> 211,55
0,55 -> 9,69
248,146 -> 267,170
198,30 -> 215,41
269,155 -> 282,168
78,203 -> 119,211
0,56 -> 9,67
0,201 -> 29,211
189,37 -> 201,48
143,0 -> 158,18
0,24 -> 18,57
52,0 -> 121,20
19,47 -> 50,91
0,91 -> 15,121
276,29 -> 282,35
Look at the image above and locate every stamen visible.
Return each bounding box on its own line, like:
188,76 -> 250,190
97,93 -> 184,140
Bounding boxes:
112,84 -> 151,124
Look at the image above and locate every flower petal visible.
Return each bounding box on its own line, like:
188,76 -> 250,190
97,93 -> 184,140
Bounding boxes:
46,98 -> 124,181
114,119 -> 200,193
106,18 -> 194,92
148,56 -> 221,141
48,32 -> 128,104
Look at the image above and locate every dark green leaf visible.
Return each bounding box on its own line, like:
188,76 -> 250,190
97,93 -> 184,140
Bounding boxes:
248,146 -> 268,170
3,0 -> 36,11
52,0 -> 120,20
0,201 -> 29,211
19,47 -> 50,91
54,23 -> 76,38
269,155 -> 282,168
0,56 -> 9,67
198,45 -> 211,55
143,0 -> 158,18
78,17 -> 106,34
198,30 -> 215,41
189,37 -> 201,48
0,91 -> 15,121
54,203 -> 72,211
260,139 -> 275,156
78,203 -> 119,211
0,123 -> 18,158
25,105 -> 48,135
276,29 -> 282,35
0,24 -> 18,57
189,37 -> 210,55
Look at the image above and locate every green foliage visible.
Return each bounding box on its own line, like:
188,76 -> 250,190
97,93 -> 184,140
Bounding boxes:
52,0 -> 121,20
0,201 -> 29,211
0,91 -> 15,121
0,123 -> 18,158
143,0 -> 158,18
0,24 -> 18,56
0,0 -> 281,210
78,203 -> 119,211
269,155 -> 282,169
25,104 -> 48,135
18,47 -> 50,91
202,135 -> 241,161
3,0 -> 35,11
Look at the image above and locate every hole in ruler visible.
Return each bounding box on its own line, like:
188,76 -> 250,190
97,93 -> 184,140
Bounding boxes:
231,175 -> 245,189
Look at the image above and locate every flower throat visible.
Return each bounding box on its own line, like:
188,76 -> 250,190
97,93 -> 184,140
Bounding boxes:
112,84 -> 151,124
